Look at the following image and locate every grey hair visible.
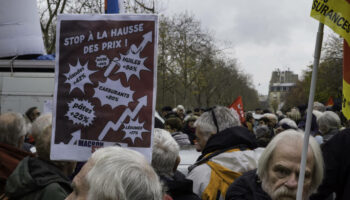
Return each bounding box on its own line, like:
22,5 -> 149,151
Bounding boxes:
194,106 -> 241,139
257,130 -> 324,193
31,113 -> 52,137
313,110 -> 323,120
262,113 -> 278,123
287,108 -> 301,123
32,113 -> 75,174
255,125 -> 270,139
278,118 -> 298,129
87,146 -> 163,200
31,113 -> 52,160
152,128 -> 180,177
313,101 -> 326,112
0,112 -> 27,147
176,104 -> 185,112
317,111 -> 341,134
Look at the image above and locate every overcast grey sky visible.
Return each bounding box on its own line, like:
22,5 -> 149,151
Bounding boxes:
159,0 -> 333,95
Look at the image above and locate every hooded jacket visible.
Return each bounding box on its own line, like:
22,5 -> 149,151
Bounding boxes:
5,157 -> 72,200
186,126 -> 264,200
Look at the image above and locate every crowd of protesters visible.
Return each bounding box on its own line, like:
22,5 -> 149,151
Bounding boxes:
0,101 -> 350,200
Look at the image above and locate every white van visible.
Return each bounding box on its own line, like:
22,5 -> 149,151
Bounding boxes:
0,59 -> 55,114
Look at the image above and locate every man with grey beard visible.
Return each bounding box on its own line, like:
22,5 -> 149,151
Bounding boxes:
225,130 -> 324,200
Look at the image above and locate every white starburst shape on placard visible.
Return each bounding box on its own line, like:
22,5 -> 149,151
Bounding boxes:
64,59 -> 95,94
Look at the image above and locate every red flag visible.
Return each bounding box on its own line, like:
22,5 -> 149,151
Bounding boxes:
228,96 -> 245,123
325,96 -> 334,107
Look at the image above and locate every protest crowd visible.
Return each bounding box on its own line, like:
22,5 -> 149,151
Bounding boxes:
0,101 -> 350,200
2,0 -> 350,199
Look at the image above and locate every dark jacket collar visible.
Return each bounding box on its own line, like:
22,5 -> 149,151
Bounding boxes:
5,157 -> 72,198
201,126 -> 257,158
161,171 -> 193,195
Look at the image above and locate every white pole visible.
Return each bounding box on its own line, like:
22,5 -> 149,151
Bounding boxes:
119,0 -> 125,13
296,22 -> 324,200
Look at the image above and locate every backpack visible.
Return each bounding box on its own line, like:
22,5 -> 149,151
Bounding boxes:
189,148 -> 244,200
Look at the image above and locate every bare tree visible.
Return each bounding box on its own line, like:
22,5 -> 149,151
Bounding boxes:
38,0 -> 68,54
157,13 -> 259,110
124,0 -> 155,13
38,1 -> 259,110
284,33 -> 343,110
322,33 -> 343,61
38,0 -> 104,54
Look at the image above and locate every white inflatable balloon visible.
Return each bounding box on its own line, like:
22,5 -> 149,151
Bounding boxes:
0,0 -> 45,58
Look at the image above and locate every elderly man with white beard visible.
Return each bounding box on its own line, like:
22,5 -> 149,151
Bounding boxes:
225,130 -> 324,200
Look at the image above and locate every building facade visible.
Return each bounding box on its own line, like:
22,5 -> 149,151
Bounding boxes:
268,69 -> 298,112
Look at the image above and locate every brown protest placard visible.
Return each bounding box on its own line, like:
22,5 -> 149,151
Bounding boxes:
51,14 -> 158,161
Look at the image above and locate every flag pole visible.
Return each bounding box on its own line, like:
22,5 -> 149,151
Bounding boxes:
296,22 -> 324,200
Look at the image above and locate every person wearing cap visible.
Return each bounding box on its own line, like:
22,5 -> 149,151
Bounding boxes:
275,117 -> 298,134
161,106 -> 173,119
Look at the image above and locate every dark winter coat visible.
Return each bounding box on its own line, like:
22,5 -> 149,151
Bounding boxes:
225,170 -> 271,200
161,170 -> 201,200
5,157 -> 72,200
0,143 -> 33,194
182,125 -> 196,144
310,128 -> 350,200
197,126 -> 258,162
322,129 -> 339,143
